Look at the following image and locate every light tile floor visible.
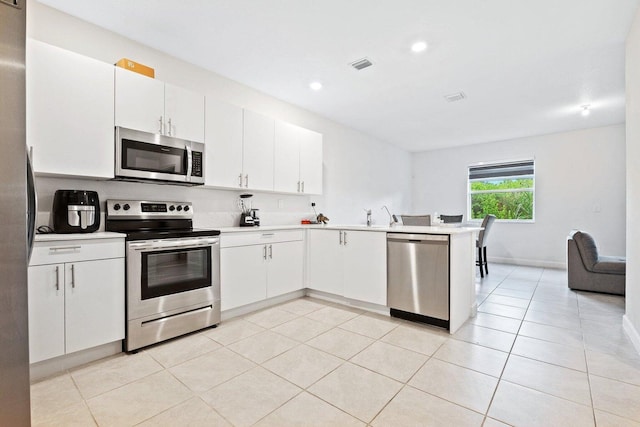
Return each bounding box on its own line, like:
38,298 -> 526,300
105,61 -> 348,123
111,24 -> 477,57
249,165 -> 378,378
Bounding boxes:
31,264 -> 640,426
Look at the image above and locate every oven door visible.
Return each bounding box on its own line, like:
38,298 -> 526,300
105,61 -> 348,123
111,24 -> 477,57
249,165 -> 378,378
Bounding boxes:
126,236 -> 220,320
115,126 -> 205,185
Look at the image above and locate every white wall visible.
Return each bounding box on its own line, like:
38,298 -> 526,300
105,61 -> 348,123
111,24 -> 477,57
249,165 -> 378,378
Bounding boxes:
27,2 -> 411,228
625,5 -> 640,351
412,124 -> 626,268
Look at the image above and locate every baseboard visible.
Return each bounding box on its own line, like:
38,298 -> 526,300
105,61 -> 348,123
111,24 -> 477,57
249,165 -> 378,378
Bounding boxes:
488,256 -> 566,270
623,315 -> 640,356
221,290 -> 305,321
30,341 -> 122,382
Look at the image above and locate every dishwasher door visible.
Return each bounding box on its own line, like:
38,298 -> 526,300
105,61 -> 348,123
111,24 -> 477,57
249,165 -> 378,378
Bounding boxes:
387,233 -> 449,326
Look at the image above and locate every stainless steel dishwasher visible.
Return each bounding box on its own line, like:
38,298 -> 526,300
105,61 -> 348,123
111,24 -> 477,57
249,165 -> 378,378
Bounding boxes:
387,233 -> 450,329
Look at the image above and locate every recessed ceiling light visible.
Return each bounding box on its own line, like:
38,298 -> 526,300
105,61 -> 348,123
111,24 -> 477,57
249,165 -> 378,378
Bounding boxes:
411,41 -> 428,53
309,81 -> 323,91
581,104 -> 591,116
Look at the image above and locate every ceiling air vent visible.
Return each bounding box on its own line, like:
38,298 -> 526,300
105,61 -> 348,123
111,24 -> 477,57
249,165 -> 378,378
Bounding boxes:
350,57 -> 373,71
444,92 -> 466,102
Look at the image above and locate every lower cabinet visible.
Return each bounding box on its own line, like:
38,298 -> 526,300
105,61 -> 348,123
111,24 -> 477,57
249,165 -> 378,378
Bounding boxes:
28,238 -> 125,364
220,231 -> 304,311
308,229 -> 387,306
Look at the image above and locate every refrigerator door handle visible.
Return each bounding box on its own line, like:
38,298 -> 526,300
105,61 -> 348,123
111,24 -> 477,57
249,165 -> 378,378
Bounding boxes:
26,146 -> 37,262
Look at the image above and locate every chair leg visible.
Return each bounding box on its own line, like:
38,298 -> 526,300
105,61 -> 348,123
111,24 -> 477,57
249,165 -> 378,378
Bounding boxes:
483,246 -> 488,275
478,247 -> 484,278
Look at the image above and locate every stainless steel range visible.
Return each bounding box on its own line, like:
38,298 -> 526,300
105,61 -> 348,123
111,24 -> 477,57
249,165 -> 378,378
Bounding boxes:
106,199 -> 220,352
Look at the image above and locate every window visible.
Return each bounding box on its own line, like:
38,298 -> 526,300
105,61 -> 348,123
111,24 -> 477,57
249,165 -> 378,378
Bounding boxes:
468,160 -> 535,221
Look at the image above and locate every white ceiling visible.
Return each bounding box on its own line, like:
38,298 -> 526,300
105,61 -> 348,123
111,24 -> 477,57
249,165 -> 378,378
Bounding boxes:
38,0 -> 639,152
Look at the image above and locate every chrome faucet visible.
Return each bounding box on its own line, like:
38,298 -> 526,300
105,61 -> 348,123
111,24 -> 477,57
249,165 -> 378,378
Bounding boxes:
364,208 -> 372,226
382,205 -> 398,226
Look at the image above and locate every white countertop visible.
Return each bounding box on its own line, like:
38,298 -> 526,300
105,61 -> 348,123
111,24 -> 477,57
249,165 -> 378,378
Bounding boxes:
34,232 -> 126,242
219,224 -> 482,235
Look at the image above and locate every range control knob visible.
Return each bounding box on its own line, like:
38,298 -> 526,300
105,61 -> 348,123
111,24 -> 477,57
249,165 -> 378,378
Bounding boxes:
113,203 -> 121,211
176,205 -> 183,212
184,205 -> 190,212
169,205 -> 175,211
123,203 -> 130,211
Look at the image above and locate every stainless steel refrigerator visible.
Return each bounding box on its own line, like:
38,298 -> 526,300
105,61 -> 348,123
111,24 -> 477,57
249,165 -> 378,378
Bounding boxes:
1,0 -> 34,425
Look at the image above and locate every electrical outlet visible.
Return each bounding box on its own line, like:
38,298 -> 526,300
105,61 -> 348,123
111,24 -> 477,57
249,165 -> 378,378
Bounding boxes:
278,199 -> 284,209
311,202 -> 316,207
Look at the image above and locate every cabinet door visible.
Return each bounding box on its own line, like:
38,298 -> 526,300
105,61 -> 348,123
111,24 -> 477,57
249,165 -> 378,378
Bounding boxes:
205,98 -> 244,188
307,230 -> 343,295
165,83 -> 205,142
220,245 -> 267,310
267,241 -> 304,298
242,109 -> 274,191
28,264 -> 65,363
274,121 -> 301,193
299,128 -> 323,195
115,67 -> 165,135
27,40 -> 115,178
343,231 -> 387,305
65,258 -> 125,354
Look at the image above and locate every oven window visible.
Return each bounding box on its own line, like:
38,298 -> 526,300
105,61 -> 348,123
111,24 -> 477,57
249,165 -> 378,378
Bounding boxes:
141,247 -> 211,300
122,139 -> 186,175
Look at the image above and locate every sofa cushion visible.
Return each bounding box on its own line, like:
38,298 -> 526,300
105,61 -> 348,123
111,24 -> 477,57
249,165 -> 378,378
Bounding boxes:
592,256 -> 626,275
572,231 -> 599,270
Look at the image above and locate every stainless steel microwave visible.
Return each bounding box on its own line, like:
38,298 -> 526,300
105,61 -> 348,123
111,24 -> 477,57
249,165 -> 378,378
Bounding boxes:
115,127 -> 205,186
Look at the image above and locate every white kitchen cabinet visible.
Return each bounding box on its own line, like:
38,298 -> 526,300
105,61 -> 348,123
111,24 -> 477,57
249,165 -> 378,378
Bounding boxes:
307,229 -> 387,306
274,121 -> 323,194
28,238 -> 125,364
220,244 -> 267,311
298,127 -> 323,194
220,231 -> 304,311
242,109 -> 275,191
26,39 -> 115,179
342,231 -> 387,306
115,67 -> 205,142
204,98 -> 244,188
307,229 -> 343,295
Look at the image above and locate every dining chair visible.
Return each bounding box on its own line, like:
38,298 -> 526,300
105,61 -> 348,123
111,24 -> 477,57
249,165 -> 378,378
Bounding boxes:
439,214 -> 463,223
400,215 -> 431,226
477,214 -> 496,278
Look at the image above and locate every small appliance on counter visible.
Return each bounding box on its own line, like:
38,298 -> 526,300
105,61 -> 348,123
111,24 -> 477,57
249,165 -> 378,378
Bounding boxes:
239,194 -> 259,227
52,190 -> 100,233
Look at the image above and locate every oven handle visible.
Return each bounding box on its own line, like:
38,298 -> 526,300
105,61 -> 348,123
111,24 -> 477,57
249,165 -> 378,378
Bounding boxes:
128,238 -> 219,252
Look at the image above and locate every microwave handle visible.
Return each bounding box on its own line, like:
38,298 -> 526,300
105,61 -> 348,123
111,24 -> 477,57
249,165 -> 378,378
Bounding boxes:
186,144 -> 193,179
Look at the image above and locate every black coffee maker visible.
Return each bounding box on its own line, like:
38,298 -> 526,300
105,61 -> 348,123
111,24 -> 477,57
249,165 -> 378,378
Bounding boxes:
239,193 -> 258,227
52,190 -> 100,233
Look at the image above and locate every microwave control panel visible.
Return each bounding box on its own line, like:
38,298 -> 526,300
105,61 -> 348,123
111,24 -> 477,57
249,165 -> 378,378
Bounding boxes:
192,151 -> 203,177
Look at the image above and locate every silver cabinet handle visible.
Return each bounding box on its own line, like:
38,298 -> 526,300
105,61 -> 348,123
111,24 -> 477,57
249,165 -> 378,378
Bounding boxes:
167,118 -> 172,136
297,181 -> 301,192
54,266 -> 59,291
159,116 -> 164,134
238,174 -> 243,187
49,246 -> 81,251
245,174 -> 249,188
70,264 -> 75,288
263,245 -> 267,260
268,244 -> 273,259
343,231 -> 348,245
302,181 -> 305,193
339,231 -> 343,245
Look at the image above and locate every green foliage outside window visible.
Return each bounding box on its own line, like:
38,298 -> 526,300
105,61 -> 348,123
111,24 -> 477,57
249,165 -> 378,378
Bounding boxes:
470,178 -> 534,220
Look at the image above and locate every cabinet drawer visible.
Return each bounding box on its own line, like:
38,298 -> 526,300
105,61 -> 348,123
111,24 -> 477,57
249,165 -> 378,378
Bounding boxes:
30,238 -> 124,266
221,230 -> 304,248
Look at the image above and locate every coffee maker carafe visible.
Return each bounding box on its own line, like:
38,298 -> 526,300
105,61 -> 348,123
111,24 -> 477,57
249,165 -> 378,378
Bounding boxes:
52,190 -> 100,233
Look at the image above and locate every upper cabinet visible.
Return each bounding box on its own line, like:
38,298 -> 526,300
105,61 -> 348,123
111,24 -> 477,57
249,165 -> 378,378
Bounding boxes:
205,98 -> 244,188
115,67 -> 205,142
204,105 -> 276,192
242,109 -> 275,191
27,39 -> 115,179
274,120 -> 323,194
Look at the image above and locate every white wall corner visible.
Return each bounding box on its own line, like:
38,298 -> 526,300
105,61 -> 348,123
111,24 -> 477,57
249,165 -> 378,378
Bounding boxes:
623,314 -> 640,356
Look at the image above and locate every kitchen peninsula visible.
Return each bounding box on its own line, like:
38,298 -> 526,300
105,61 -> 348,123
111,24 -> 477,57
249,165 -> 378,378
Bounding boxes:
219,224 -> 481,333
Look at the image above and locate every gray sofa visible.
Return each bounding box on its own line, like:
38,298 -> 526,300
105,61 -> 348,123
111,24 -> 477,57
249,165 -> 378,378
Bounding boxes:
567,230 -> 625,295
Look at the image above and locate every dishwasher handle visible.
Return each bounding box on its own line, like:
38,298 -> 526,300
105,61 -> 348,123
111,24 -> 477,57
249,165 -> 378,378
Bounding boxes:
387,233 -> 449,244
